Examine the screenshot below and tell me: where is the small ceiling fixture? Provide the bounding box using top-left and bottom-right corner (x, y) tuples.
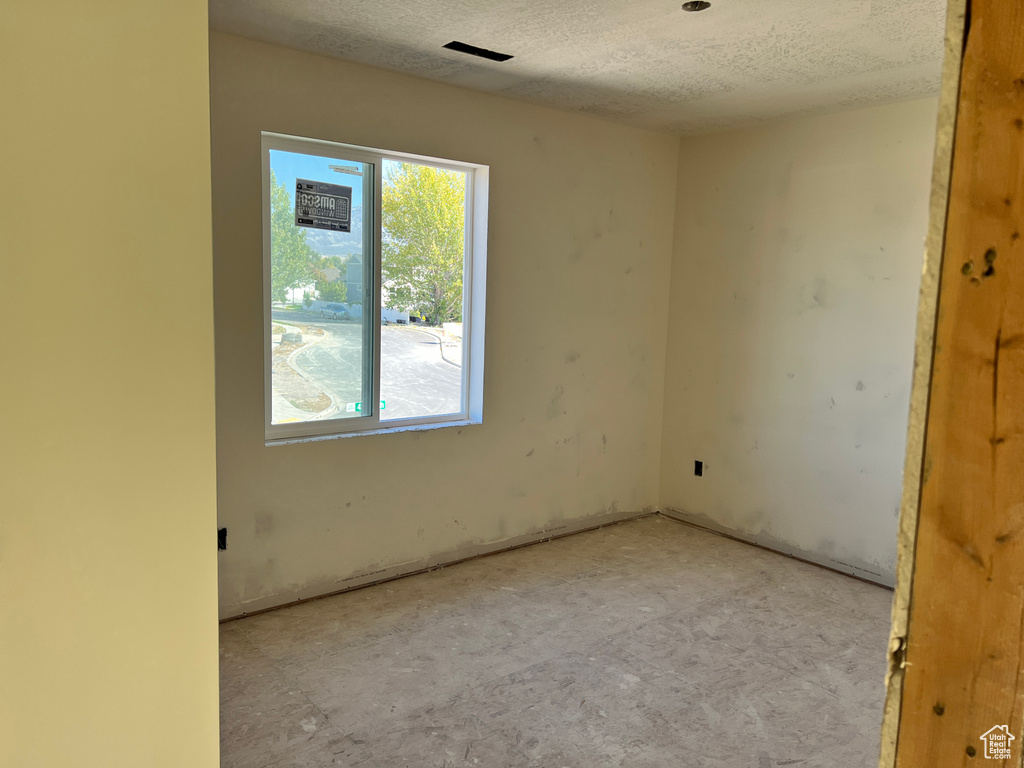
(682, 1), (712, 10)
(443, 41), (514, 62)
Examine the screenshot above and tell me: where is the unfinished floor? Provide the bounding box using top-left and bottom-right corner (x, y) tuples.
(220, 515), (891, 767)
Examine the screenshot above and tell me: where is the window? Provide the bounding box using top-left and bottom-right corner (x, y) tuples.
(261, 133), (487, 442)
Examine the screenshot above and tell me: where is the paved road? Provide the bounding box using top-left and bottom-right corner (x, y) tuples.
(272, 309), (461, 422)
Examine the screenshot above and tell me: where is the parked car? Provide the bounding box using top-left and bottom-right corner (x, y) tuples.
(320, 303), (348, 320)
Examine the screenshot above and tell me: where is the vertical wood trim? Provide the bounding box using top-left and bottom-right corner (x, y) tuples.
(879, 0), (968, 764)
(886, 0), (1024, 765)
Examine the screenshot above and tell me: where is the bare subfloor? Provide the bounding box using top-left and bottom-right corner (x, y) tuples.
(220, 515), (891, 767)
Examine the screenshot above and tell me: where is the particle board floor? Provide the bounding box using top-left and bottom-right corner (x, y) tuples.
(220, 515), (892, 767)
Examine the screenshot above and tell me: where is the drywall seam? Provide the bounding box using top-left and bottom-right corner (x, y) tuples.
(651, 146), (683, 515)
(877, 0), (967, 765)
(660, 507), (894, 587)
(221, 507), (653, 620)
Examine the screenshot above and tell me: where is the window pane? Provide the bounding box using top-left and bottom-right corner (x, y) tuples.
(380, 160), (467, 421)
(268, 149), (371, 425)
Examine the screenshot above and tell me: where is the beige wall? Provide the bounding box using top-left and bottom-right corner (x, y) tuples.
(660, 98), (939, 584)
(0, 2), (219, 766)
(0, 8), (939, 758)
(211, 33), (679, 618)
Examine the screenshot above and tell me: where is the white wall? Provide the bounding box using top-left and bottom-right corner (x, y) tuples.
(0, 1), (219, 765)
(660, 98), (939, 584)
(211, 33), (679, 618)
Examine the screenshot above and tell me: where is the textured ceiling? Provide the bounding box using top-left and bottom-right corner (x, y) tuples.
(209, 0), (947, 134)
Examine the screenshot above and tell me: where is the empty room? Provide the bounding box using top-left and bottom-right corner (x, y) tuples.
(5, 0), (1023, 767)
(211, 0), (936, 764)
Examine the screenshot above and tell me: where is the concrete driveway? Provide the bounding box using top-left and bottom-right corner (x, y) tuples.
(272, 309), (461, 422)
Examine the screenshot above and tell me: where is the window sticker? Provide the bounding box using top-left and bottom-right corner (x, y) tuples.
(294, 178), (352, 232)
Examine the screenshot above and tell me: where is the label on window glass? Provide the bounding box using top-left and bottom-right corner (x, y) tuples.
(295, 179), (352, 232)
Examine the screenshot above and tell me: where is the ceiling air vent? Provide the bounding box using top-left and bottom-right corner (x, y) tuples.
(443, 41), (514, 62)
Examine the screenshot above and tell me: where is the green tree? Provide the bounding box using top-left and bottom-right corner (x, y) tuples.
(381, 163), (465, 324)
(321, 254), (347, 271)
(316, 277), (347, 303)
(270, 170), (318, 303)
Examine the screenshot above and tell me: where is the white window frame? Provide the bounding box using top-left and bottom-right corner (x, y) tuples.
(261, 132), (488, 444)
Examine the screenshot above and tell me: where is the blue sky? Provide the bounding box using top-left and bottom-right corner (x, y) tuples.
(270, 149), (365, 209)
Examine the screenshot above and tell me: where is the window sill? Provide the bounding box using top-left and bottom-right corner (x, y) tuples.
(265, 416), (481, 447)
